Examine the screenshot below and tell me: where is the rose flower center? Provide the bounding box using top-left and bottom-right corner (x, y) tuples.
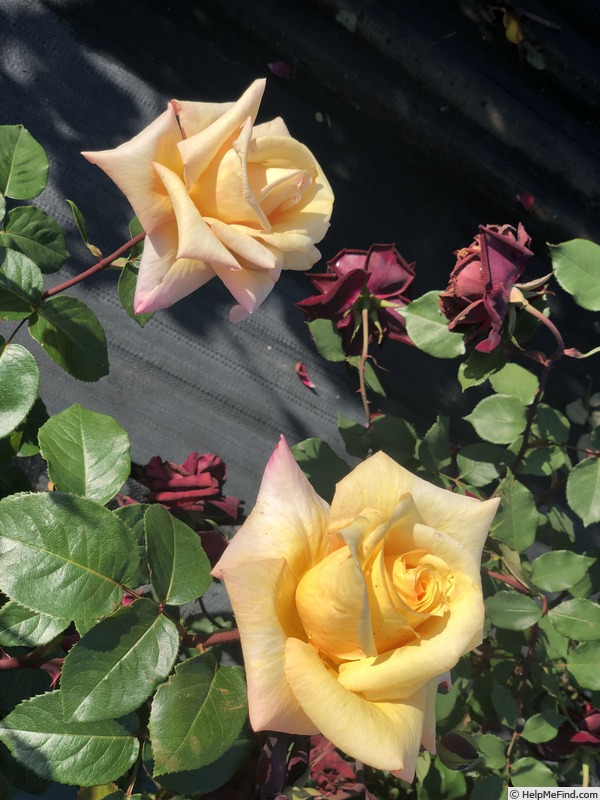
(294, 529), (454, 666)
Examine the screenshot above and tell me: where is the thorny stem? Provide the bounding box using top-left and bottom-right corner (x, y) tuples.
(504, 624), (540, 781)
(358, 307), (371, 428)
(508, 294), (566, 472)
(510, 363), (551, 473)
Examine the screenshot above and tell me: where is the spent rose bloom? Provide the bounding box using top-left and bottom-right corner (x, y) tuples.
(439, 223), (533, 352)
(297, 244), (415, 352)
(212, 437), (499, 779)
(83, 79), (334, 320)
(137, 451), (239, 519)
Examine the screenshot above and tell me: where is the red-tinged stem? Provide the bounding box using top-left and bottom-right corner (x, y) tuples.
(0, 652), (63, 671)
(186, 629), (241, 649)
(0, 656), (24, 670)
(486, 569), (529, 594)
(41, 231), (146, 300)
(358, 307), (371, 428)
(521, 302), (565, 366)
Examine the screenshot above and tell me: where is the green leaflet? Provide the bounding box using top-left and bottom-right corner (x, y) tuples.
(150, 652), (247, 776)
(0, 343), (39, 439)
(61, 599), (180, 722)
(0, 692), (139, 785)
(0, 492), (139, 620)
(38, 404), (131, 505)
(0, 125), (48, 200)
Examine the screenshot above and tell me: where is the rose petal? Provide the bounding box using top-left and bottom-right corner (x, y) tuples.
(82, 103), (183, 234)
(285, 637), (425, 776)
(281, 246), (322, 271)
(337, 570), (484, 700)
(213, 436), (330, 581)
(330, 452), (499, 564)
(172, 98), (236, 139)
(178, 79), (266, 186)
(207, 218), (281, 270)
(134, 222), (215, 313)
(295, 514), (381, 661)
(152, 162), (241, 268)
(252, 117), (291, 138)
(212, 261), (281, 315)
(220, 558), (317, 734)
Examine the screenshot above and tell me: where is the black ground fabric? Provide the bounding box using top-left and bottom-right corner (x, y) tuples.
(1, 0), (599, 506)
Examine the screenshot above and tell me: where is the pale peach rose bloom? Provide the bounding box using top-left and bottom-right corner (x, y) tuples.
(82, 79), (334, 320)
(213, 437), (499, 780)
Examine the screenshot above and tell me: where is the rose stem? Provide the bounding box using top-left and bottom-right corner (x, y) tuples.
(510, 303), (565, 472)
(4, 232), (147, 347)
(185, 629), (241, 650)
(357, 307), (371, 428)
(42, 231), (146, 300)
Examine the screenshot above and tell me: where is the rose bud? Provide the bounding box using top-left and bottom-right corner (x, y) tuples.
(297, 244), (415, 353)
(439, 223), (534, 352)
(212, 437), (499, 779)
(83, 79), (334, 321)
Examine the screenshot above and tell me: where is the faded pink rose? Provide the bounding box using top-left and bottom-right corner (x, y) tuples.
(439, 223), (533, 352)
(83, 79), (333, 320)
(297, 244), (415, 352)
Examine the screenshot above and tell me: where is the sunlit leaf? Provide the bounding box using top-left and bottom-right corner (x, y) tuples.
(28, 296), (108, 381)
(144, 505), (212, 605)
(566, 456), (600, 526)
(521, 710), (566, 743)
(0, 343), (39, 438)
(485, 592), (542, 630)
(491, 472), (540, 552)
(307, 318), (346, 362)
(402, 291), (465, 359)
(457, 348), (506, 390)
(566, 641), (600, 690)
(511, 757), (557, 787)
(530, 550), (595, 592)
(456, 443), (506, 487)
(0, 207), (69, 274)
(150, 652), (247, 775)
(489, 363), (538, 404)
(550, 238), (600, 311)
(0, 492), (139, 620)
(61, 599), (180, 722)
(0, 601), (69, 647)
(418, 415), (451, 473)
(465, 394), (526, 444)
(548, 598), (600, 641)
(0, 247), (44, 320)
(0, 125), (48, 200)
(0, 692), (139, 785)
(38, 404), (130, 504)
